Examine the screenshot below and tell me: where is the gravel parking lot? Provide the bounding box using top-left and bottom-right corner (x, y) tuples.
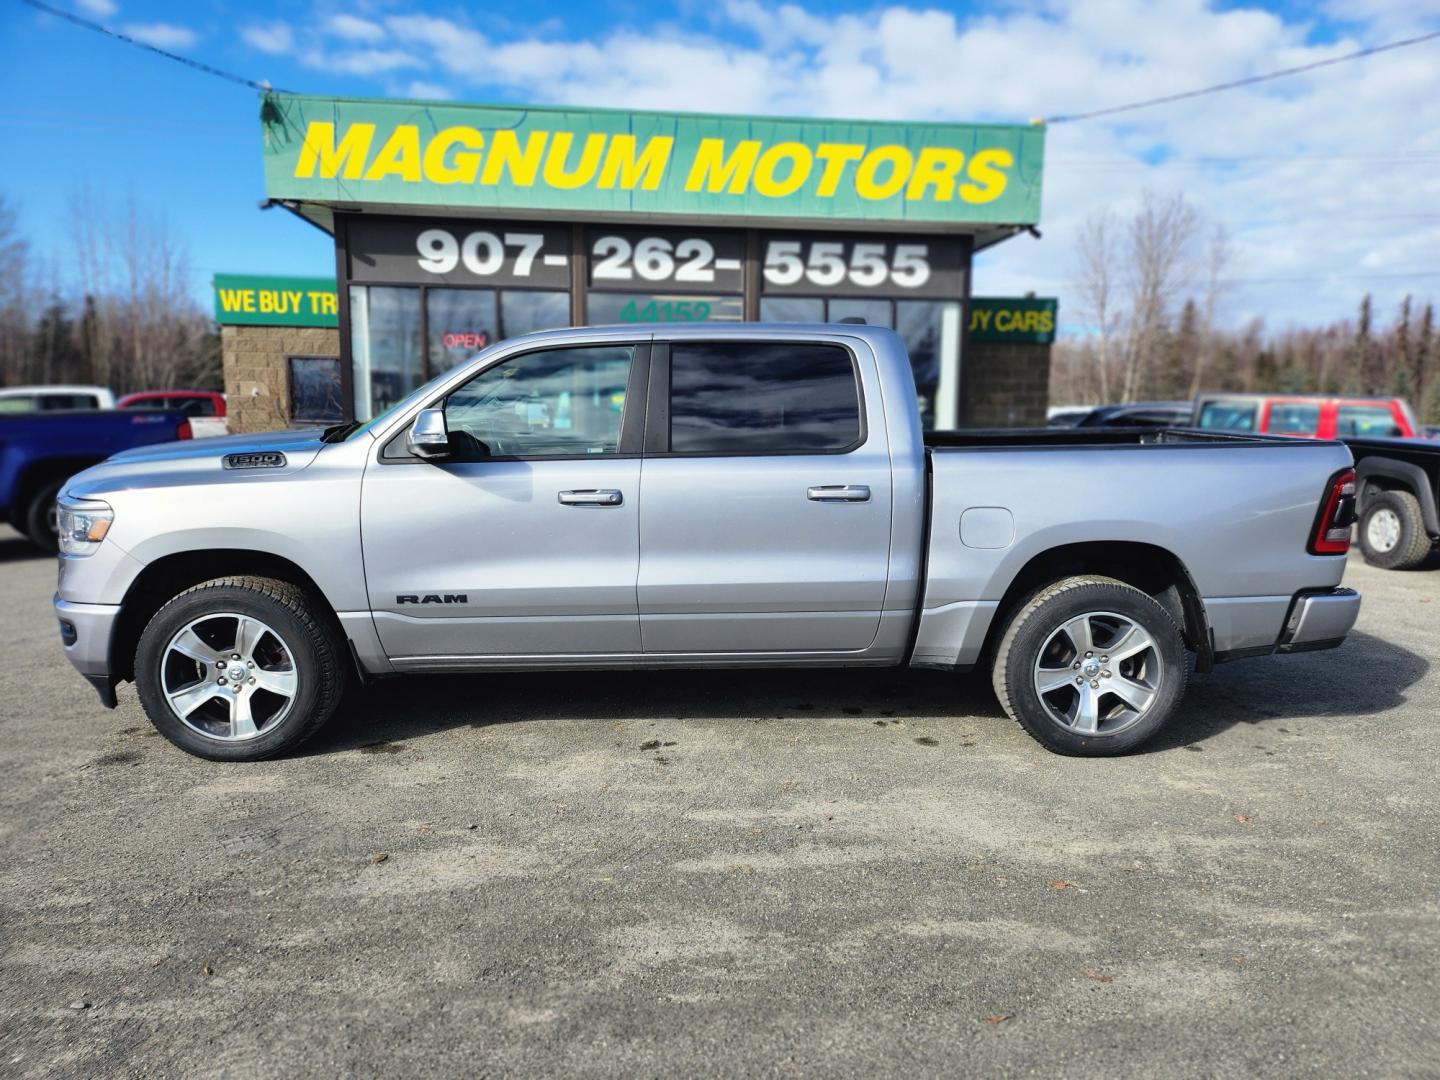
(1, 525), (1437, 1078)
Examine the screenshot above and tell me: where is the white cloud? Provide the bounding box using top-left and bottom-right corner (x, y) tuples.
(403, 81), (453, 100)
(241, 21), (293, 56)
(122, 22), (198, 49)
(326, 14), (385, 43)
(259, 1), (1440, 327)
(75, 0), (118, 16)
(301, 47), (422, 76)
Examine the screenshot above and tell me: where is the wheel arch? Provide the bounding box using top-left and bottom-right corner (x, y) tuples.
(982, 541), (1211, 671)
(1355, 457), (1440, 536)
(110, 550), (342, 683)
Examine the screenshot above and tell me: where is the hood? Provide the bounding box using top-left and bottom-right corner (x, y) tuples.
(65, 428), (330, 501)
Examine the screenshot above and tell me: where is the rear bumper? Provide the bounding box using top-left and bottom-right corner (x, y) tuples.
(1277, 587), (1361, 653)
(54, 594), (121, 708)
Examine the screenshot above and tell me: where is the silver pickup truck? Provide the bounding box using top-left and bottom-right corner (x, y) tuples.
(54, 324), (1361, 760)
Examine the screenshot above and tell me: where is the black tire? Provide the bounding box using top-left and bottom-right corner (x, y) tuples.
(991, 576), (1188, 756)
(23, 480), (64, 553)
(134, 576), (346, 761)
(1358, 490), (1432, 571)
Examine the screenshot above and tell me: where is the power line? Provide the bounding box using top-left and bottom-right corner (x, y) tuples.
(18, 0), (289, 94)
(1044, 28), (1440, 124)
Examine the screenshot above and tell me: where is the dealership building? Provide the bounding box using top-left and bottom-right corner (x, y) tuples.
(220, 92), (1053, 433)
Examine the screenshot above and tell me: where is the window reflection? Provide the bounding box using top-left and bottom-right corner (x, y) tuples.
(501, 290), (571, 337)
(670, 343), (860, 453)
(350, 285), (422, 420)
(427, 288), (498, 374)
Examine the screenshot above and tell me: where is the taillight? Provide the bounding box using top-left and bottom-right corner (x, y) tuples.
(176, 420), (193, 441)
(1309, 468), (1356, 555)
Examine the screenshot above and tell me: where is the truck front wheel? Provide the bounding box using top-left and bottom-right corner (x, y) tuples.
(1358, 490), (1432, 570)
(133, 576), (347, 761)
(991, 576), (1188, 756)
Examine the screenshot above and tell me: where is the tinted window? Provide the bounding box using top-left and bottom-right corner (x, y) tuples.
(444, 345), (632, 459)
(1336, 405), (1399, 437)
(1197, 401), (1257, 431)
(669, 343), (861, 453)
(289, 357), (346, 423)
(1267, 402), (1320, 435)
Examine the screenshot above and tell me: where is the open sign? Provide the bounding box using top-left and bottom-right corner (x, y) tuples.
(442, 331), (490, 350)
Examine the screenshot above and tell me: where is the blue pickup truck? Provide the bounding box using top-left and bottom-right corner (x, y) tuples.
(1, 409), (193, 551)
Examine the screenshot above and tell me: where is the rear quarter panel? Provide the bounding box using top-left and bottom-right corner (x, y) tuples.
(915, 440), (1354, 666)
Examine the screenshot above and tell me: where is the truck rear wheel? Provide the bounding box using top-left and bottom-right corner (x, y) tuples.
(991, 576), (1187, 756)
(1358, 490), (1432, 570)
(133, 576), (346, 761)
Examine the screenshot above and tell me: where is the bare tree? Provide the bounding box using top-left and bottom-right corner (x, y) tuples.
(1190, 222), (1230, 397)
(1120, 191), (1199, 402)
(0, 195), (31, 387)
(1072, 208), (1121, 402)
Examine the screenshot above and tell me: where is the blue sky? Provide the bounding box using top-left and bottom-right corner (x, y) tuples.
(3, 0), (1438, 331)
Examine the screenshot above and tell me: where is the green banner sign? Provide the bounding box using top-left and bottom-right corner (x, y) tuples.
(260, 93), (1044, 228)
(969, 297), (1057, 344)
(214, 274), (338, 327)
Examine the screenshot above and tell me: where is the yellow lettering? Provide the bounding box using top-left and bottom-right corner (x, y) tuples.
(970, 308), (991, 331)
(542, 131), (607, 189)
(1039, 311), (1054, 333)
(960, 148), (1013, 204)
(423, 126), (485, 184)
(995, 310), (1015, 332)
(855, 146), (912, 200)
(363, 125), (422, 182)
(684, 138), (761, 194)
(597, 134), (674, 191)
(479, 130), (547, 187)
(906, 147), (965, 201)
(814, 143), (865, 197)
(294, 121), (375, 180)
(284, 290), (302, 313)
(217, 288), (249, 313)
(752, 142), (813, 198)
(258, 290), (276, 314)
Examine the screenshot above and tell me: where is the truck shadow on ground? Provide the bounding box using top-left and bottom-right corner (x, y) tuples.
(0, 532), (46, 563)
(304, 629), (1426, 757)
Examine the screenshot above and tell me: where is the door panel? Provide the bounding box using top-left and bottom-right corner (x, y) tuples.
(363, 458), (641, 657)
(361, 341), (645, 660)
(637, 339), (892, 654)
(637, 454), (892, 652)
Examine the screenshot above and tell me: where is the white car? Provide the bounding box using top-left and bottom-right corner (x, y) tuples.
(0, 385), (116, 412)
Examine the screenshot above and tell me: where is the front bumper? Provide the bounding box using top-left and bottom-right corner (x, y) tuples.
(1277, 587), (1362, 653)
(54, 594), (121, 708)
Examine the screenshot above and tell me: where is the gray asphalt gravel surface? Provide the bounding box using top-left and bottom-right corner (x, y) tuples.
(1, 524), (1437, 1077)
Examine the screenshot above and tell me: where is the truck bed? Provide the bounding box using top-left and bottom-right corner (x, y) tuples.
(911, 427), (1355, 670)
(924, 426), (1300, 449)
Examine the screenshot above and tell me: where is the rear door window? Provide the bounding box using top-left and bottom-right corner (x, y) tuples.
(1336, 405), (1400, 437)
(668, 342), (861, 453)
(1197, 401), (1257, 432)
(1266, 402), (1320, 435)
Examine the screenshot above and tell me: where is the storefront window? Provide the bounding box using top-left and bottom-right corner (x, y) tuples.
(828, 298), (894, 327)
(587, 292), (742, 325)
(350, 286), (422, 421)
(288, 356), (345, 424)
(759, 297), (824, 323)
(502, 290), (571, 338)
(427, 288), (499, 374)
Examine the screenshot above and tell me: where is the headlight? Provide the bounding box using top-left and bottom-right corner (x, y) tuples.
(57, 499), (114, 557)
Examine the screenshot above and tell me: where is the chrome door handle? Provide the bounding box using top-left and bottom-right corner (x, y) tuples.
(558, 489), (623, 506)
(807, 484), (870, 503)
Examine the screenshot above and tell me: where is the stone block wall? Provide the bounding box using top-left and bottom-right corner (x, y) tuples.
(222, 325), (342, 434)
(959, 341), (1052, 428)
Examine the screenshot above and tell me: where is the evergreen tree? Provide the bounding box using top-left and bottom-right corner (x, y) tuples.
(1392, 295), (1415, 402)
(1415, 302), (1434, 415)
(1344, 295), (1372, 394)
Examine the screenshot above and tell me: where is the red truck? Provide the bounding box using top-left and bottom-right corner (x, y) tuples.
(118, 391), (227, 438)
(1193, 393), (1419, 439)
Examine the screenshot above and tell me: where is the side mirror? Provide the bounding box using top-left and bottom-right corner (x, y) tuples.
(407, 408), (450, 459)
